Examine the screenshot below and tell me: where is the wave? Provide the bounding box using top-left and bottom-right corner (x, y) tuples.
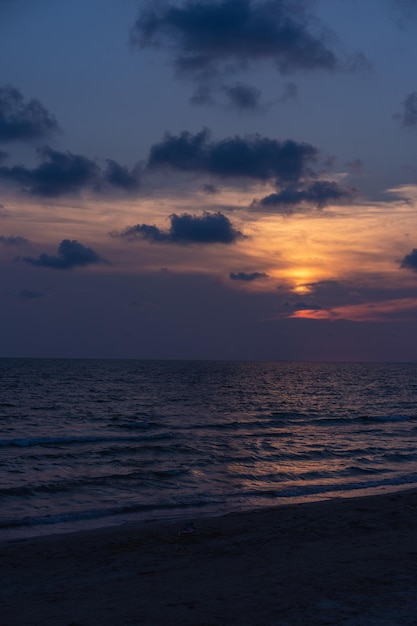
(270, 473), (417, 498)
(315, 414), (415, 426)
(0, 466), (190, 498)
(3, 472), (417, 533)
(178, 413), (417, 433)
(0, 497), (223, 530)
(0, 432), (174, 448)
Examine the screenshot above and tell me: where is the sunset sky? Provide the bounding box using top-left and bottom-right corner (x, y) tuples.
(1, 0), (417, 361)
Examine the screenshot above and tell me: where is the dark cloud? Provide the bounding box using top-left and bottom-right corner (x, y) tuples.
(23, 239), (103, 270)
(0, 150), (8, 163)
(0, 146), (140, 197)
(113, 211), (245, 245)
(0, 84), (59, 143)
(119, 223), (167, 243)
(395, 92), (417, 128)
(132, 0), (340, 82)
(400, 248), (417, 271)
(300, 280), (360, 307)
(103, 159), (140, 191)
(224, 83), (261, 111)
(191, 82), (262, 110)
(230, 271), (268, 281)
(148, 129), (318, 183)
(0, 234), (28, 246)
(0, 146), (99, 196)
(284, 299), (322, 312)
(252, 180), (354, 212)
(281, 280), (350, 316)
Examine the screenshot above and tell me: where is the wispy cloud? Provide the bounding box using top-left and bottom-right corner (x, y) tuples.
(0, 234), (28, 246)
(395, 91), (417, 128)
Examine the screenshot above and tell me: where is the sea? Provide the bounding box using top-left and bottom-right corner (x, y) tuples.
(1, 359), (417, 541)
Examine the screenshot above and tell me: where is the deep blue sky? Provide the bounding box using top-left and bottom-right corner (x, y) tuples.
(1, 0), (417, 360)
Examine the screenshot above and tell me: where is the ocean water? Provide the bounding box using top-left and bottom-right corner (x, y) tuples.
(1, 359), (417, 540)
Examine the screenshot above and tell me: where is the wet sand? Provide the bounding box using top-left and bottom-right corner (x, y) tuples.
(2, 488), (417, 625)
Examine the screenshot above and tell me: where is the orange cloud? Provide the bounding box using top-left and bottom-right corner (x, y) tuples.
(289, 298), (417, 322)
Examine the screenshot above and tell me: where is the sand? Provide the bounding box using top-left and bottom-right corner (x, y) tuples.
(2, 489), (417, 625)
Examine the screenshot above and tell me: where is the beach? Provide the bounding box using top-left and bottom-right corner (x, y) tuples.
(2, 488), (417, 626)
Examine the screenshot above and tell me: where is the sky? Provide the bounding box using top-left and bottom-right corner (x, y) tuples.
(1, 0), (417, 361)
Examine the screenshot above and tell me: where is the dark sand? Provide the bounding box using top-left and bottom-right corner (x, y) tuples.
(2, 489), (417, 625)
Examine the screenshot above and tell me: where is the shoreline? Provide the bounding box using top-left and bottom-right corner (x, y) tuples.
(3, 480), (416, 545)
(2, 487), (417, 625)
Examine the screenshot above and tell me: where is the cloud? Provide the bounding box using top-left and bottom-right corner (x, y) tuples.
(280, 279), (417, 323)
(103, 159), (141, 191)
(395, 92), (417, 127)
(190, 82), (262, 110)
(0, 84), (59, 143)
(251, 180), (354, 212)
(23, 239), (103, 270)
(132, 0), (341, 82)
(400, 248), (417, 271)
(0, 150), (8, 163)
(230, 271), (268, 281)
(0, 146), (99, 196)
(224, 83), (262, 110)
(113, 211), (245, 245)
(0, 146), (140, 197)
(148, 128), (318, 183)
(283, 299), (322, 313)
(290, 297), (417, 322)
(0, 234), (28, 246)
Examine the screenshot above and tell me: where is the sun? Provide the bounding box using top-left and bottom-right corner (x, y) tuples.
(293, 282), (312, 295)
(284, 268), (318, 294)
